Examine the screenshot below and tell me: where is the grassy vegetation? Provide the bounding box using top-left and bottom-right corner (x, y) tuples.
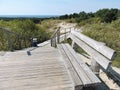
(78, 19), (120, 67)
(39, 19), (62, 30)
(0, 19), (60, 51)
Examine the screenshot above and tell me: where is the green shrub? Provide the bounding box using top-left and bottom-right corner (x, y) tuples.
(0, 19), (52, 51)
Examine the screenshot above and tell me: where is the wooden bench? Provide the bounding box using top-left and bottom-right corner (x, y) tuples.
(68, 32), (112, 71)
(57, 44), (101, 90)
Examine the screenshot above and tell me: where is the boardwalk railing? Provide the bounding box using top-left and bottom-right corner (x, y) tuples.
(0, 28), (32, 51)
(51, 27), (60, 47)
(51, 27), (75, 47)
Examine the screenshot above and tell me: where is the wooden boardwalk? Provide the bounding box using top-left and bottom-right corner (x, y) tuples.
(0, 44), (74, 90)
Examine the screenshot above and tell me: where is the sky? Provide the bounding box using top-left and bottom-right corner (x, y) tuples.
(0, 0), (120, 15)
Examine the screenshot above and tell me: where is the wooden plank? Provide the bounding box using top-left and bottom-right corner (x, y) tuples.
(0, 44), (73, 90)
(57, 44), (83, 87)
(58, 44), (101, 86)
(62, 44), (92, 85)
(65, 44), (101, 84)
(6, 31), (13, 51)
(71, 30), (115, 60)
(68, 34), (111, 70)
(37, 40), (50, 47)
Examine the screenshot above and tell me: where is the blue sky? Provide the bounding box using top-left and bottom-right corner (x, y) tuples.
(0, 0), (120, 15)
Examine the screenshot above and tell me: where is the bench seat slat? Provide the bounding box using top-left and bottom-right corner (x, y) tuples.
(61, 44), (92, 85)
(57, 45), (83, 87)
(65, 44), (101, 84)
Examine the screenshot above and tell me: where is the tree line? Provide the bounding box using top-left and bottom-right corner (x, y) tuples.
(59, 8), (120, 23)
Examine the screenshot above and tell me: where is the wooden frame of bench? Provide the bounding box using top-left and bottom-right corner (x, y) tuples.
(67, 33), (112, 71)
(71, 30), (115, 60)
(57, 44), (101, 90)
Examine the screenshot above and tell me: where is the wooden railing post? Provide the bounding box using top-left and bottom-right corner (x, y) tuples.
(64, 28), (66, 41)
(24, 37), (27, 48)
(51, 27), (60, 47)
(6, 31), (13, 51)
(51, 38), (53, 46)
(18, 35), (22, 49)
(1, 30), (4, 46)
(54, 34), (56, 47)
(57, 29), (60, 43)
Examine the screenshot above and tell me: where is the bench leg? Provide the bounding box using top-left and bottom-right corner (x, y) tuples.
(72, 41), (78, 51)
(91, 58), (100, 75)
(71, 41), (74, 48)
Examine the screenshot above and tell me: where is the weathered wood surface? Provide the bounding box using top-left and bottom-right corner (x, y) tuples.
(57, 44), (101, 87)
(51, 32), (70, 47)
(68, 34), (111, 70)
(71, 30), (115, 60)
(0, 44), (74, 90)
(57, 44), (83, 89)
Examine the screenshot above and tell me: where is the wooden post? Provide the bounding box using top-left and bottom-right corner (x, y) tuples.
(52, 37), (55, 47)
(6, 31), (13, 51)
(18, 36), (21, 49)
(51, 38), (53, 46)
(72, 41), (78, 51)
(71, 41), (75, 48)
(54, 35), (56, 47)
(91, 58), (100, 75)
(74, 43), (78, 51)
(57, 30), (60, 43)
(1, 30), (4, 46)
(24, 37), (27, 48)
(64, 28), (66, 41)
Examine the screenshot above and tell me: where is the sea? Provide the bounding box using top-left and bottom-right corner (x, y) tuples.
(0, 15), (59, 18)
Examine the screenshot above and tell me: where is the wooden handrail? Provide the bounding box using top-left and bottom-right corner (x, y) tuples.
(0, 28), (33, 51)
(51, 27), (60, 38)
(51, 27), (60, 47)
(51, 26), (75, 47)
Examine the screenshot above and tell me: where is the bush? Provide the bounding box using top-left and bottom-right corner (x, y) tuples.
(0, 19), (51, 51)
(77, 17), (102, 27)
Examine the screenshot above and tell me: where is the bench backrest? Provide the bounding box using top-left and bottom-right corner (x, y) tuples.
(67, 32), (112, 70)
(71, 30), (115, 60)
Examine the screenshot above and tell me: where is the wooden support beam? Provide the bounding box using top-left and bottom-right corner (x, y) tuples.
(91, 58), (100, 75)
(6, 31), (13, 51)
(24, 37), (27, 48)
(64, 28), (67, 40)
(18, 35), (21, 49)
(71, 41), (75, 48)
(54, 35), (56, 47)
(51, 38), (53, 46)
(57, 30), (60, 43)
